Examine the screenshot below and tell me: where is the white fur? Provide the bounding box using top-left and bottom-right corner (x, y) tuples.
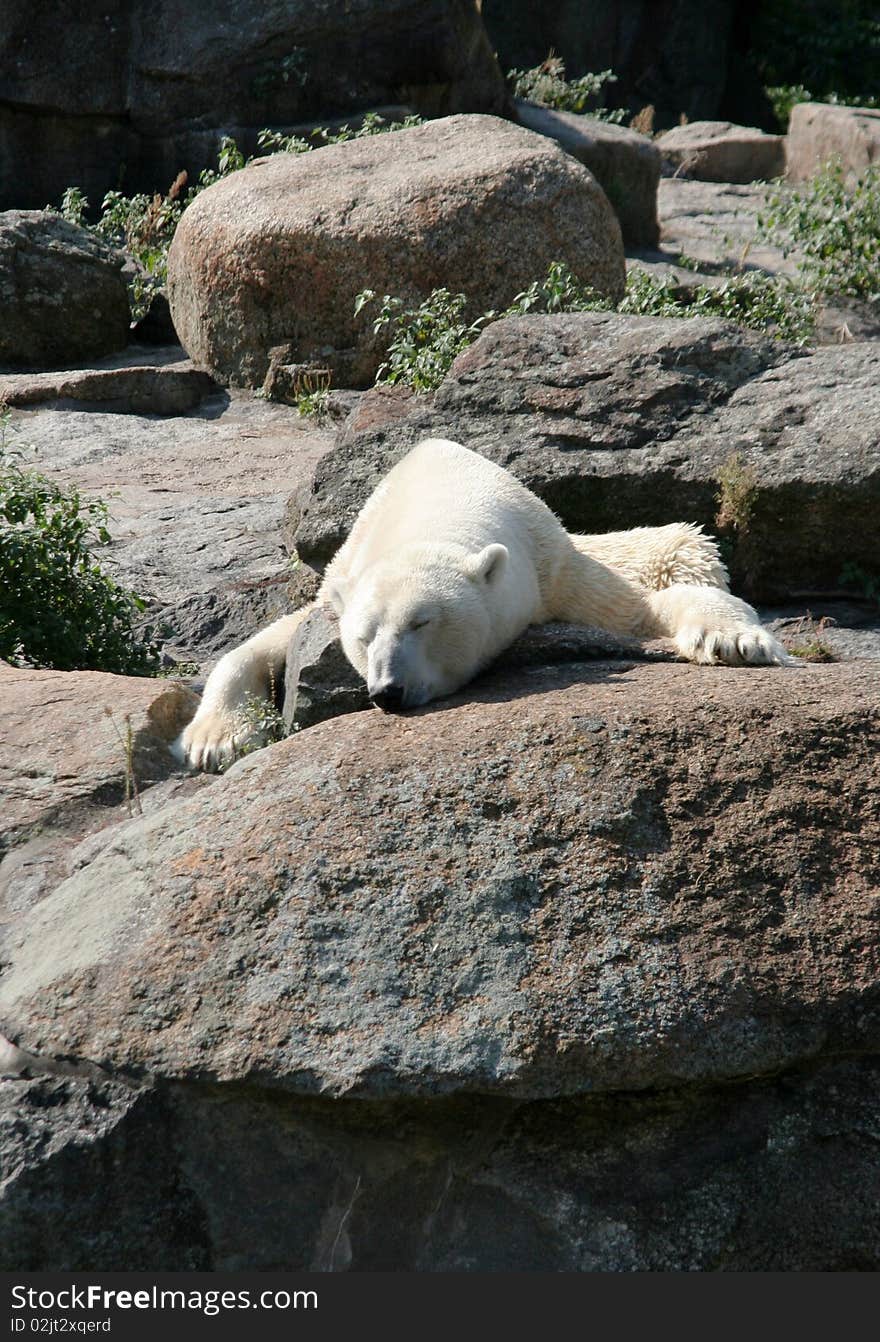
(175, 439), (792, 769)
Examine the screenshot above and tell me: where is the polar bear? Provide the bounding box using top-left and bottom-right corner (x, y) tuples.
(177, 437), (791, 770)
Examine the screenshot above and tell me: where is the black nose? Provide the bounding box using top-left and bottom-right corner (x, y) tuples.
(370, 684), (405, 712)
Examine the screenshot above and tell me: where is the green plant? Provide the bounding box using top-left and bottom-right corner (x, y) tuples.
(293, 368), (332, 419)
(758, 160), (880, 300)
(313, 111), (423, 144)
(57, 186), (89, 227)
(764, 84), (878, 130)
(715, 452), (759, 536)
(781, 614), (836, 662)
(155, 659), (201, 678)
(0, 405), (159, 674)
(356, 260), (817, 395)
(355, 288), (496, 392)
(220, 682), (287, 769)
(509, 54), (627, 122)
(503, 260), (608, 315)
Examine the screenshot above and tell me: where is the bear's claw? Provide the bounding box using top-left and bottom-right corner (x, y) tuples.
(172, 709), (250, 773)
(678, 624), (796, 667)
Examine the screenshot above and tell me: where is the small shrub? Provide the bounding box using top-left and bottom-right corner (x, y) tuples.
(356, 262), (817, 394)
(220, 688), (287, 769)
(715, 452), (759, 536)
(293, 368), (332, 419)
(0, 406), (159, 674)
(782, 614), (837, 662)
(503, 261), (610, 315)
(758, 160), (880, 300)
(509, 54), (627, 122)
(355, 288), (496, 393)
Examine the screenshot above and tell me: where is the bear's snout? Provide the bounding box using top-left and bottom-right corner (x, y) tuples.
(370, 683), (406, 712)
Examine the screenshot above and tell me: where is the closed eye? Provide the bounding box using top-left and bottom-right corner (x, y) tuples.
(409, 617), (431, 631)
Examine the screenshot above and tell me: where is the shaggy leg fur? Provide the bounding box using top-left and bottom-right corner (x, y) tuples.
(571, 522), (730, 592)
(556, 531), (791, 666)
(173, 608), (313, 771)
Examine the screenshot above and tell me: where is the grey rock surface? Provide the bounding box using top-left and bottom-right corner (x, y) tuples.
(283, 606), (369, 731)
(0, 212), (129, 368)
(4, 1059), (880, 1270)
(0, 0), (508, 211)
(167, 115), (625, 388)
(293, 312), (880, 599)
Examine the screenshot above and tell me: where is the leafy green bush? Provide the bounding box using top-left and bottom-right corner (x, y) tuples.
(509, 55), (627, 123)
(0, 408), (159, 673)
(355, 261), (816, 392)
(355, 288), (496, 393)
(758, 160), (880, 299)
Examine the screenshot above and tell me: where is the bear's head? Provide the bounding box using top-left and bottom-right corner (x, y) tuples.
(325, 541), (508, 710)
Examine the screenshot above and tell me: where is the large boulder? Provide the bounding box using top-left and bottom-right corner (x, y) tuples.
(2, 659), (880, 1269)
(0, 0), (508, 211)
(514, 99), (661, 246)
(292, 313), (880, 600)
(2, 660), (878, 1095)
(786, 103), (880, 185)
(0, 212), (130, 369)
(166, 115), (626, 389)
(655, 121), (785, 183)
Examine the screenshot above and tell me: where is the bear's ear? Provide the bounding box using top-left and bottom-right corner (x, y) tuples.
(466, 543), (508, 586)
(322, 575), (349, 616)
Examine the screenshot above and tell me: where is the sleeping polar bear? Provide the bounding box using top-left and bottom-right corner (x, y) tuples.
(177, 438), (791, 770)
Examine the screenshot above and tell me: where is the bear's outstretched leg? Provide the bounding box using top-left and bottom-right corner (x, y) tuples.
(173, 607), (313, 771)
(551, 544), (792, 666)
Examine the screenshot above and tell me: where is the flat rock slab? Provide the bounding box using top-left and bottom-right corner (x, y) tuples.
(2, 660), (877, 1100)
(0, 663), (204, 922)
(8, 386), (337, 665)
(652, 177), (796, 277)
(294, 312), (880, 599)
(0, 353), (217, 414)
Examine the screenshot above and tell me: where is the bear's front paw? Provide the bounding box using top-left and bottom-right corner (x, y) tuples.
(172, 707), (252, 773)
(678, 624), (796, 667)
